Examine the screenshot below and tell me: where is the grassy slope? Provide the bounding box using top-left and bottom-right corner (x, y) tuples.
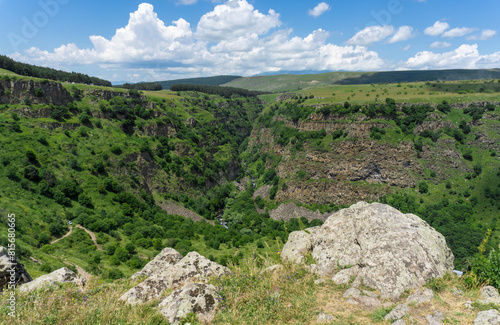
(2, 254), (497, 324)
(225, 69), (500, 93)
(0, 69), (499, 287)
(223, 72), (368, 92)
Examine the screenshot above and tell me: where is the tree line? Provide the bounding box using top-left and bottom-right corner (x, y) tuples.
(121, 82), (162, 91)
(170, 83), (267, 98)
(0, 55), (111, 86)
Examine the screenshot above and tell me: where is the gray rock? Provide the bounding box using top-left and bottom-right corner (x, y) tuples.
(332, 266), (359, 285)
(18, 267), (79, 293)
(343, 288), (361, 299)
(426, 311), (444, 325)
(385, 304), (410, 321)
(464, 300), (474, 310)
(120, 252), (229, 305)
(480, 286), (500, 299)
(343, 287), (380, 308)
(282, 202), (454, 299)
(0, 246), (32, 291)
(479, 286), (500, 305)
(314, 278), (326, 285)
(131, 247), (183, 280)
(317, 312), (336, 323)
(473, 309), (500, 325)
(406, 288), (434, 305)
(157, 283), (219, 325)
(281, 230), (314, 264)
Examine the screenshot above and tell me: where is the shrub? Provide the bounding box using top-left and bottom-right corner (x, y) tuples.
(418, 181), (429, 194)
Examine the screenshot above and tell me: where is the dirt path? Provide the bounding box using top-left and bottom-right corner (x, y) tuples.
(50, 224), (103, 251)
(50, 226), (73, 244)
(63, 259), (92, 282)
(76, 225), (103, 251)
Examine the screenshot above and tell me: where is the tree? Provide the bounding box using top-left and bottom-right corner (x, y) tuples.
(418, 181), (429, 194)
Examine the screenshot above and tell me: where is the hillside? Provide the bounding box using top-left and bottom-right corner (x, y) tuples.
(0, 67), (499, 291)
(156, 75), (241, 90)
(223, 69), (500, 92)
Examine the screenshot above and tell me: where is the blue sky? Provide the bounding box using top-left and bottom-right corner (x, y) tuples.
(0, 0), (499, 83)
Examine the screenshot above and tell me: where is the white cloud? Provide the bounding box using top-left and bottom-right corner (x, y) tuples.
(10, 1), (387, 81)
(387, 26), (415, 43)
(196, 0), (281, 41)
(430, 41), (451, 49)
(467, 29), (497, 41)
(401, 44), (500, 70)
(442, 27), (475, 38)
(402, 45), (411, 51)
(347, 25), (394, 46)
(424, 21), (449, 36)
(308, 2), (331, 17)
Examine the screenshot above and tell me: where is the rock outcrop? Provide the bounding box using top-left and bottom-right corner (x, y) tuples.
(281, 202), (454, 299)
(0, 246), (32, 291)
(120, 251), (229, 305)
(121, 248), (229, 323)
(18, 267), (81, 293)
(131, 247), (183, 280)
(473, 309), (500, 325)
(0, 79), (73, 106)
(157, 283), (219, 325)
(269, 202), (330, 222)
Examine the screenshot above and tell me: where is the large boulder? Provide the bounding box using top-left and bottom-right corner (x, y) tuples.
(157, 282), (219, 325)
(131, 247), (182, 280)
(120, 251), (229, 305)
(0, 246), (32, 291)
(18, 267), (80, 293)
(281, 202), (454, 299)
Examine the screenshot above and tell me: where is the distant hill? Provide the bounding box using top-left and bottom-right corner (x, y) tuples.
(335, 69), (500, 85)
(157, 75), (241, 89)
(0, 55), (111, 87)
(223, 69), (500, 92)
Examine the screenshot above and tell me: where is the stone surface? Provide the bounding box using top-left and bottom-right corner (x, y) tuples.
(157, 282), (219, 325)
(131, 247), (183, 280)
(0, 246), (32, 291)
(426, 311), (444, 325)
(120, 251), (229, 305)
(317, 312), (336, 323)
(385, 304), (410, 321)
(18, 267), (79, 293)
(269, 202), (330, 222)
(406, 288), (434, 305)
(473, 309), (500, 325)
(479, 286), (500, 305)
(342, 287), (380, 308)
(282, 202), (454, 299)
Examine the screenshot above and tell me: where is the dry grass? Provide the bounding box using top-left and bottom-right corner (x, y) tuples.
(1, 260), (499, 324)
(0, 277), (167, 325)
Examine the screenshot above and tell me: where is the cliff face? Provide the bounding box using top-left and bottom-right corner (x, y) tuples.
(0, 79), (73, 106)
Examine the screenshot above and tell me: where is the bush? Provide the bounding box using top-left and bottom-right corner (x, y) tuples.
(110, 145), (122, 155)
(78, 194), (93, 208)
(418, 181), (429, 194)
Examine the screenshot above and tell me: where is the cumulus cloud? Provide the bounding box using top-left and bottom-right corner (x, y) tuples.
(401, 44), (500, 70)
(430, 41), (451, 49)
(347, 25), (394, 46)
(11, 1), (387, 80)
(467, 29), (497, 41)
(424, 21), (449, 36)
(308, 2), (331, 17)
(442, 27), (475, 38)
(387, 26), (415, 43)
(196, 0), (281, 41)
